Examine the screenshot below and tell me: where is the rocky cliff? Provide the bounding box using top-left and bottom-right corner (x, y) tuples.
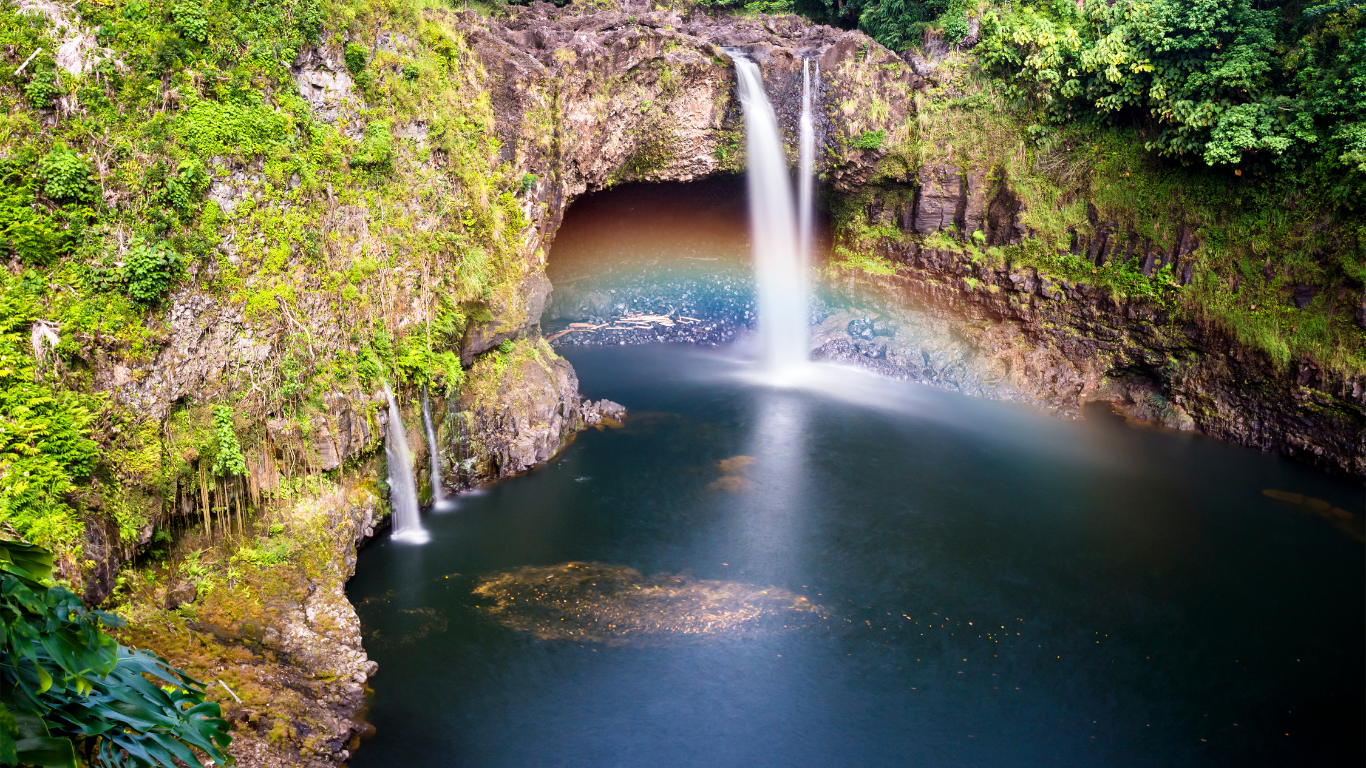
(4, 1), (1362, 765)
(819, 245), (1364, 477)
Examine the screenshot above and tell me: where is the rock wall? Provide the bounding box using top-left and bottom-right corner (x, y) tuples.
(825, 245), (1365, 478)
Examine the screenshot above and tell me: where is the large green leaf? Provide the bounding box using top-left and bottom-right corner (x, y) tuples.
(0, 542), (52, 581)
(0, 730), (17, 766)
(12, 737), (76, 768)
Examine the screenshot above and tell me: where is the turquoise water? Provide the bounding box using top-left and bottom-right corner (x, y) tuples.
(349, 344), (1364, 768)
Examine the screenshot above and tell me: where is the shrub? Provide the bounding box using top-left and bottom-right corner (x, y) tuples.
(211, 406), (246, 477)
(852, 130), (885, 150)
(349, 121), (393, 173)
(23, 65), (59, 110)
(172, 1), (209, 42)
(0, 278), (97, 552)
(0, 180), (73, 266)
(344, 42), (368, 74)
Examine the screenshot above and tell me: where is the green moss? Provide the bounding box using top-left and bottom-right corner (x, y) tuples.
(826, 246), (898, 277)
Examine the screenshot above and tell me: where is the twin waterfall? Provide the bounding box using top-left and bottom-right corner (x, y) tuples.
(729, 52), (818, 376)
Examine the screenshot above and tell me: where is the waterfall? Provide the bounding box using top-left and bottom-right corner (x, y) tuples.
(421, 386), (453, 511)
(384, 383), (429, 544)
(798, 59), (815, 269)
(729, 52), (810, 374)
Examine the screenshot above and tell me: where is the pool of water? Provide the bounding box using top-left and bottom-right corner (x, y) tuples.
(349, 345), (1364, 768)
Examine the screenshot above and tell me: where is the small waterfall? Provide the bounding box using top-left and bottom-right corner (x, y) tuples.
(729, 52), (810, 374)
(798, 59), (815, 268)
(421, 386), (453, 512)
(384, 383), (429, 544)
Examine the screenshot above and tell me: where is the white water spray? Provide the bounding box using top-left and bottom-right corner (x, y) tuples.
(421, 386), (453, 512)
(729, 52), (810, 374)
(798, 58), (816, 268)
(384, 383), (429, 544)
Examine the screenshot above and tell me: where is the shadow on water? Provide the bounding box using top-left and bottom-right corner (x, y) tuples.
(350, 344), (1364, 768)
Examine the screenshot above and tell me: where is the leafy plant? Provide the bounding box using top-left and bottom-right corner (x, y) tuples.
(343, 43), (368, 75)
(278, 353), (306, 401)
(123, 240), (182, 304)
(0, 162), (74, 266)
(0, 539), (232, 767)
(171, 1), (208, 42)
(0, 275), (97, 552)
(349, 121), (393, 174)
(37, 149), (96, 206)
(23, 65), (59, 111)
(852, 129), (886, 150)
(210, 407), (245, 477)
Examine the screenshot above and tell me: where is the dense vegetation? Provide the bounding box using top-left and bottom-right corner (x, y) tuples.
(978, 0), (1365, 200)
(794, 0), (1364, 195)
(0, 0), (521, 561)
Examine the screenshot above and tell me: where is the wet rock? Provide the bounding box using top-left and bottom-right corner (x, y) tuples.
(914, 163), (962, 235)
(581, 398), (626, 425)
(292, 42), (357, 125)
(847, 317), (876, 339)
(458, 344), (583, 481)
(165, 580), (198, 610)
(595, 399), (627, 420)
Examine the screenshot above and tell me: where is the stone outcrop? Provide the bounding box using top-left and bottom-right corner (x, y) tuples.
(913, 163), (963, 235)
(122, 488), (383, 768)
(454, 343), (585, 482)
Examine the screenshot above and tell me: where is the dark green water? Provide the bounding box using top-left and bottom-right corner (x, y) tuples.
(349, 345), (1363, 768)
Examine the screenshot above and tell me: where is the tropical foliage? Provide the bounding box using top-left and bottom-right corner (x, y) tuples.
(977, 0), (1365, 198)
(0, 539), (232, 767)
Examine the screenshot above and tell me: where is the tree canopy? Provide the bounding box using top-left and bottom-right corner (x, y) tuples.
(976, 1), (1364, 197)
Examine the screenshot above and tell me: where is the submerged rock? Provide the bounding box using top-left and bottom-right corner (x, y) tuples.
(473, 562), (825, 643)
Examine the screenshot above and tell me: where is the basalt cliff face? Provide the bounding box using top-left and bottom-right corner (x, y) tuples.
(818, 248), (1364, 478)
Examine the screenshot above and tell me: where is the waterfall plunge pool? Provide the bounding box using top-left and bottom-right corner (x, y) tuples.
(349, 342), (1363, 767)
